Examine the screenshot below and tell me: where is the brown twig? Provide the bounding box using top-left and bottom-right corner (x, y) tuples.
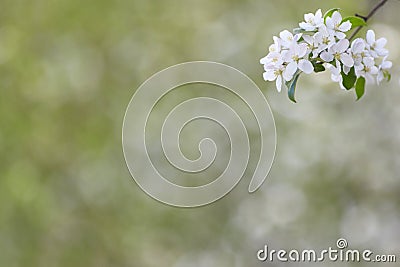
(349, 0), (389, 41)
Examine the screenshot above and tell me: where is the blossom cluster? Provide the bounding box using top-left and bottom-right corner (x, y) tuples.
(260, 9), (392, 101)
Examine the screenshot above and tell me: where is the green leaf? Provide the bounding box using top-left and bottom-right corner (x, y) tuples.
(342, 16), (367, 29)
(355, 76), (366, 100)
(324, 8), (340, 22)
(341, 67), (357, 90)
(287, 73), (301, 103)
(312, 62), (326, 73)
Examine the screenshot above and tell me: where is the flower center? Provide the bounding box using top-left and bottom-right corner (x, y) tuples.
(274, 69), (283, 76)
(292, 55), (300, 62)
(322, 37), (330, 45)
(334, 53), (341, 60)
(334, 23), (340, 30)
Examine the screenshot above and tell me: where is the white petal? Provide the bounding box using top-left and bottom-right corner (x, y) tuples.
(328, 64), (340, 76)
(298, 59), (314, 74)
(363, 57), (375, 67)
(325, 17), (334, 29)
(370, 66), (379, 75)
(332, 11), (342, 24)
(341, 53), (354, 67)
(336, 39), (350, 53)
(339, 21), (352, 32)
(343, 65), (351, 75)
(319, 24), (329, 34)
(293, 33), (302, 42)
(335, 32), (346, 40)
(302, 34), (313, 45)
(315, 9), (322, 20)
(351, 38), (365, 53)
(355, 64), (364, 72)
(276, 76), (282, 92)
(299, 22), (310, 30)
(321, 51), (334, 62)
(304, 13), (313, 22)
(263, 70), (276, 81)
(381, 60), (392, 69)
(366, 30), (375, 45)
(375, 38), (387, 48)
(273, 36), (282, 50)
(377, 49), (389, 57)
(369, 50), (378, 58)
(297, 43), (308, 57)
(281, 50), (292, 62)
(279, 30), (293, 41)
(283, 62), (297, 81)
(377, 71), (384, 84)
(260, 56), (268, 64)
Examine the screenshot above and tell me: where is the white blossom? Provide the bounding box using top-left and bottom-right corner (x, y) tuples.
(348, 38), (367, 66)
(377, 56), (392, 84)
(320, 39), (354, 68)
(282, 43), (313, 74)
(279, 30), (301, 48)
(269, 36), (282, 53)
(313, 25), (336, 54)
(366, 30), (388, 58)
(259, 9), (392, 96)
(263, 63), (297, 92)
(325, 11), (352, 39)
(355, 57), (379, 84)
(328, 64), (346, 90)
(299, 9), (324, 31)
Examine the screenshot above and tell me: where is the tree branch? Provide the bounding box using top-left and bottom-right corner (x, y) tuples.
(349, 0), (389, 41)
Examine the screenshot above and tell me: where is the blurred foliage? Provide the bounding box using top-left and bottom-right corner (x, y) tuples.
(1, 0), (400, 266)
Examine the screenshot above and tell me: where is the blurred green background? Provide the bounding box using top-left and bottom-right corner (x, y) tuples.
(1, 0), (399, 266)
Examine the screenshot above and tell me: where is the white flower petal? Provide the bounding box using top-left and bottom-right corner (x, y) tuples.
(377, 72), (384, 84)
(326, 17), (334, 29)
(370, 66), (379, 75)
(341, 53), (354, 67)
(297, 43), (308, 57)
(332, 11), (342, 25)
(351, 38), (365, 53)
(299, 22), (309, 30)
(315, 9), (322, 20)
(321, 51), (334, 62)
(339, 21), (352, 32)
(366, 30), (375, 45)
(375, 37), (387, 48)
(283, 62), (297, 81)
(298, 59), (314, 74)
(381, 60), (392, 69)
(279, 30), (293, 42)
(335, 32), (346, 40)
(260, 56), (268, 64)
(363, 57), (375, 67)
(281, 50), (292, 62)
(336, 39), (350, 53)
(377, 49), (389, 57)
(302, 34), (313, 44)
(263, 69), (276, 81)
(343, 65), (351, 75)
(276, 75), (283, 92)
(304, 13), (313, 22)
